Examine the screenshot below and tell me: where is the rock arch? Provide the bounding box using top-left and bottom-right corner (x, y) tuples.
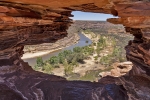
(0, 0), (150, 99)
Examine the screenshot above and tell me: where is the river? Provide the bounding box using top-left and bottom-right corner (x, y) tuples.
(23, 33), (92, 66)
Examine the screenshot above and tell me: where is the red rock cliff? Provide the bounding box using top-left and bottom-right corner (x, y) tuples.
(0, 0), (150, 100)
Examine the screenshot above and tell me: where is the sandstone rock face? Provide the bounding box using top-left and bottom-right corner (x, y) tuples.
(99, 62), (133, 77)
(0, 0), (150, 100)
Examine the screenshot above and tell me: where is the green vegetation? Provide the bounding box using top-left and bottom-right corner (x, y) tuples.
(42, 63), (53, 74)
(36, 57), (44, 67)
(34, 46), (94, 75)
(96, 36), (107, 56)
(63, 59), (74, 76)
(98, 37), (125, 67)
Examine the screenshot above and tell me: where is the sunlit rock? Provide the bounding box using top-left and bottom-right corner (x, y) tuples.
(0, 0), (150, 99)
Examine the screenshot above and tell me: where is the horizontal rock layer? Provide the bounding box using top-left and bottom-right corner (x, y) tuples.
(0, 0), (150, 100)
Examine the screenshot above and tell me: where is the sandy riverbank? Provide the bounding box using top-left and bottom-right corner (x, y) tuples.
(22, 48), (63, 59)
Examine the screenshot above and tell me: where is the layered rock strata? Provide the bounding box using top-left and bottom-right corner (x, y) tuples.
(0, 0), (150, 100)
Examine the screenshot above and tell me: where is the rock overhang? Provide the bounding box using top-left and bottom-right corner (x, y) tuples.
(0, 0), (150, 100)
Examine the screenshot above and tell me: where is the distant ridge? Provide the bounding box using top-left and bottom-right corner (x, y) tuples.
(74, 20), (106, 22)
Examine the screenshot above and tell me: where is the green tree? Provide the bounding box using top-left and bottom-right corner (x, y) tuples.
(73, 47), (82, 53)
(63, 59), (73, 76)
(49, 56), (59, 65)
(36, 57), (44, 67)
(63, 50), (72, 57)
(76, 53), (85, 63)
(66, 53), (84, 64)
(97, 36), (107, 49)
(42, 63), (53, 74)
(66, 53), (75, 64)
(58, 52), (65, 64)
(83, 46), (94, 55)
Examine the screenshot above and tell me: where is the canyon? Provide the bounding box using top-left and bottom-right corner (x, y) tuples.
(0, 0), (150, 100)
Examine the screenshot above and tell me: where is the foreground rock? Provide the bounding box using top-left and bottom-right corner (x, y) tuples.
(0, 62), (127, 100)
(0, 0), (150, 100)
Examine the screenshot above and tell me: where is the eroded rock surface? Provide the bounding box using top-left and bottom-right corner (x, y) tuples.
(0, 0), (150, 100)
(99, 62), (133, 77)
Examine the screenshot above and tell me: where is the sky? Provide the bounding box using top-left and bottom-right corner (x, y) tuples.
(71, 11), (117, 21)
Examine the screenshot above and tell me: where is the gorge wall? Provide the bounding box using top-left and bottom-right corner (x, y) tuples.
(0, 0), (150, 100)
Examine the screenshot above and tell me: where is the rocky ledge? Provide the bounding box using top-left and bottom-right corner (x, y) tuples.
(0, 0), (150, 100)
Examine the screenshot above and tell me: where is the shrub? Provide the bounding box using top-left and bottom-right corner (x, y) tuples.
(36, 57), (44, 67)
(49, 56), (59, 65)
(42, 63), (53, 73)
(63, 59), (74, 76)
(73, 47), (82, 53)
(58, 52), (65, 64)
(63, 50), (72, 57)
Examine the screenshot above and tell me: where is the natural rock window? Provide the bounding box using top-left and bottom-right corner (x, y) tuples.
(22, 12), (133, 81)
(0, 0), (150, 100)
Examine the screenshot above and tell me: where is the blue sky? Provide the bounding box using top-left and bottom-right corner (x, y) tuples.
(71, 11), (117, 21)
